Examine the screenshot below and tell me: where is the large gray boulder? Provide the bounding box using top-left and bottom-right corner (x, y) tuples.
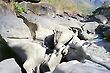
(64, 36), (110, 70)
(82, 43), (110, 62)
(22, 13), (82, 30)
(53, 60), (110, 73)
(0, 34), (26, 73)
(0, 58), (22, 73)
(0, 1), (31, 40)
(0, 15), (31, 40)
(7, 39), (46, 73)
(0, 15), (31, 39)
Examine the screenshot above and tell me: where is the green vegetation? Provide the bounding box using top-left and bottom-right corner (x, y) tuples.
(14, 2), (27, 15)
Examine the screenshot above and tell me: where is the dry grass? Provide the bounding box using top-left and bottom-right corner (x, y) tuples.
(41, 0), (94, 15)
(0, 0), (94, 15)
(41, 0), (79, 14)
(0, 0), (15, 12)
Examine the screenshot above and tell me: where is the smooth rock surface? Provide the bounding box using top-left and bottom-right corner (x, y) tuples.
(53, 60), (110, 73)
(0, 15), (31, 40)
(22, 13), (82, 30)
(0, 58), (22, 73)
(0, 1), (31, 40)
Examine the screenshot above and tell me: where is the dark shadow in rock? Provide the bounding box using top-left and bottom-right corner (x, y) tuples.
(82, 16), (101, 23)
(70, 27), (86, 40)
(0, 35), (27, 73)
(9, 46), (28, 73)
(39, 63), (50, 73)
(60, 44), (87, 63)
(81, 14), (108, 25)
(44, 34), (55, 50)
(95, 25), (110, 37)
(95, 24), (110, 52)
(44, 34), (55, 54)
(11, 46), (27, 61)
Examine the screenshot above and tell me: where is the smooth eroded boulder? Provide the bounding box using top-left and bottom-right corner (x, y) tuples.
(0, 1), (31, 40)
(0, 58), (22, 73)
(53, 60), (110, 73)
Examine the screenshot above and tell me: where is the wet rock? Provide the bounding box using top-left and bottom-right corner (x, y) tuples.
(0, 58), (22, 73)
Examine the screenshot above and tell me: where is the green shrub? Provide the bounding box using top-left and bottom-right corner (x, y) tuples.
(14, 2), (27, 15)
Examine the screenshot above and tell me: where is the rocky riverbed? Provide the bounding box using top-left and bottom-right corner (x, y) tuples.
(0, 0), (110, 73)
